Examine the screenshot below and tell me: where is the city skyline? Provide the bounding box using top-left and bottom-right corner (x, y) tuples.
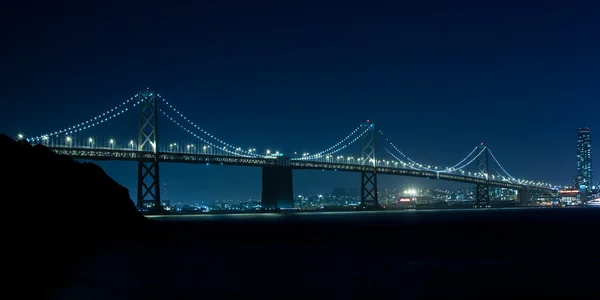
(1, 1), (599, 203)
(576, 127), (593, 193)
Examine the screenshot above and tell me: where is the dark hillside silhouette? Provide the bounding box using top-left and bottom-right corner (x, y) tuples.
(0, 133), (147, 294)
(2, 133), (599, 299)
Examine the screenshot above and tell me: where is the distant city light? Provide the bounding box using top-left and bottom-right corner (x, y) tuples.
(404, 189), (418, 196)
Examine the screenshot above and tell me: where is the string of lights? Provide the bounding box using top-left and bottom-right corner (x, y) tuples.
(379, 130), (490, 173)
(446, 146), (479, 170)
(20, 90), (559, 189)
(160, 108), (260, 158)
(294, 124), (370, 161)
(449, 147), (487, 172)
(487, 148), (517, 181)
(382, 148), (422, 170)
(27, 94), (141, 142)
(383, 145), (488, 181)
(379, 131), (447, 172)
(491, 168), (512, 182)
(157, 94), (258, 157)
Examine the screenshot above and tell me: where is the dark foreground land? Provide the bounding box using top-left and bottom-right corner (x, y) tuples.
(2, 134), (599, 299)
(54, 208), (600, 299)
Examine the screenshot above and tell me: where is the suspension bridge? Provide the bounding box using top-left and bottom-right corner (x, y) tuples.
(21, 89), (558, 210)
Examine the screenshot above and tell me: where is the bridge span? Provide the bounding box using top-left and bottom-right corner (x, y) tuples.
(21, 89), (558, 211)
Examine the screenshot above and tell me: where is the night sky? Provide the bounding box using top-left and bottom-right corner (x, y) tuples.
(1, 0), (598, 203)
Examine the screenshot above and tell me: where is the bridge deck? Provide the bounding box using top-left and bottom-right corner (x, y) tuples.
(50, 147), (553, 192)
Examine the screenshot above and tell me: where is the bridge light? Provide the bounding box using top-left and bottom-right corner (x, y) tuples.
(109, 139), (114, 144)
(89, 138), (93, 143)
(66, 136), (71, 142)
(17, 133), (24, 140)
(130, 140), (134, 145)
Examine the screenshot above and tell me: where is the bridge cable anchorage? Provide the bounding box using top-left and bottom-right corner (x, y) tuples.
(28, 93), (144, 142)
(160, 109), (257, 158)
(156, 94), (260, 157)
(293, 124), (371, 161)
(379, 130), (480, 173)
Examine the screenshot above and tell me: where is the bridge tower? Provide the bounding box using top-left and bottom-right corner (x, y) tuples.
(475, 143), (490, 207)
(359, 120), (380, 209)
(136, 89), (162, 211)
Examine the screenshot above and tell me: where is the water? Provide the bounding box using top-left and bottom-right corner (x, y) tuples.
(52, 208), (600, 299)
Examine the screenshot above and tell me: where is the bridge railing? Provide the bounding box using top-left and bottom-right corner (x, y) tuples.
(292, 156), (556, 190)
(44, 144), (556, 191)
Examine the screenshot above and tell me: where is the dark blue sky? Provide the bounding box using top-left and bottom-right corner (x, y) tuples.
(1, 0), (598, 203)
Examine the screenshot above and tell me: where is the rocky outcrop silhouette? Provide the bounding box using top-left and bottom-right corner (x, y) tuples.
(0, 133), (147, 293)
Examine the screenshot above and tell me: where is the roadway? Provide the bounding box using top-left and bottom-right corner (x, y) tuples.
(50, 147), (555, 192)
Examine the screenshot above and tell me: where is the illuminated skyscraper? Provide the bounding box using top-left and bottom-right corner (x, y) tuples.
(576, 128), (592, 195)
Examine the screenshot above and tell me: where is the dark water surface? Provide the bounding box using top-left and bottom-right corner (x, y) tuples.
(53, 208), (600, 299)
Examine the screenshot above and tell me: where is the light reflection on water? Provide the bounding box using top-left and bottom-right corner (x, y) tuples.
(54, 207), (599, 299)
(146, 207), (576, 223)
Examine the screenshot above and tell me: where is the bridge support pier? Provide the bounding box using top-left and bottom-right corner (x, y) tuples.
(261, 157), (294, 210)
(137, 161), (161, 208)
(517, 188), (531, 205)
(360, 171), (379, 209)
